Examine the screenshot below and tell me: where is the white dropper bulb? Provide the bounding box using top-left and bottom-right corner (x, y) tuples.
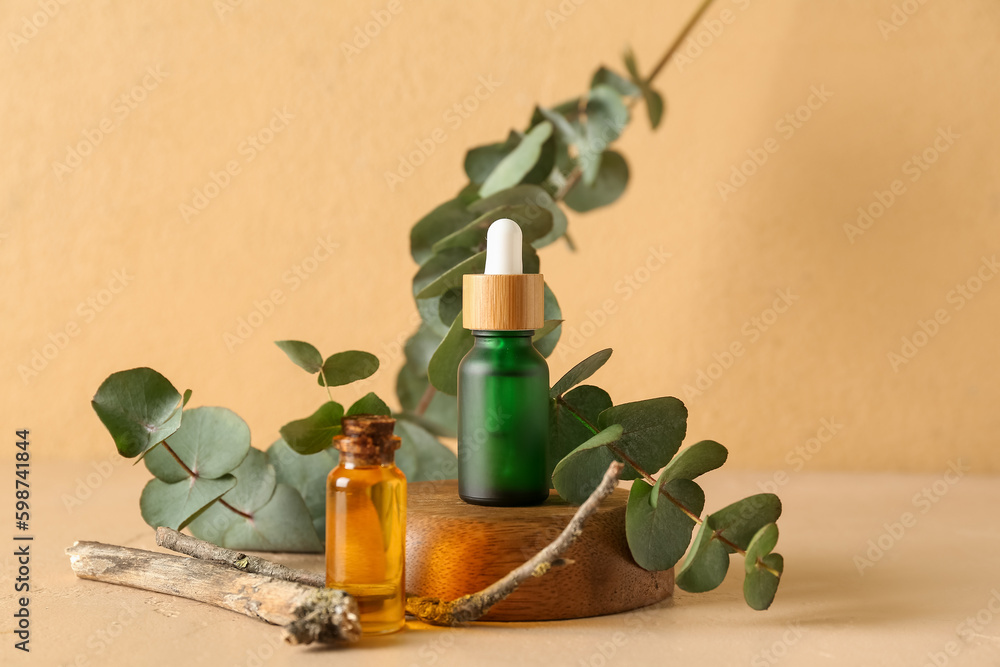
(484, 218), (523, 275)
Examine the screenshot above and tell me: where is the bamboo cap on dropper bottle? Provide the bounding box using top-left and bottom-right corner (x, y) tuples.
(462, 218), (545, 331)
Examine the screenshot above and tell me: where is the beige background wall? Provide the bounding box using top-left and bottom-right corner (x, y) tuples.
(3, 0), (997, 471)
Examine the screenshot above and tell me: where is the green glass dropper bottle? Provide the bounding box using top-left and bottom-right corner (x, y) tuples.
(457, 218), (549, 506)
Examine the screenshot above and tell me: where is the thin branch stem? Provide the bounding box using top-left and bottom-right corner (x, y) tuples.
(644, 0), (717, 88)
(759, 559), (781, 578)
(554, 167), (583, 202)
(161, 442), (196, 477)
(319, 369), (335, 405)
(218, 499), (254, 520)
(556, 395), (599, 434)
(415, 383), (436, 417)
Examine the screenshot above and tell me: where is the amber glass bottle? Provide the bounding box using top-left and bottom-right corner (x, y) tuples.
(326, 415), (406, 636)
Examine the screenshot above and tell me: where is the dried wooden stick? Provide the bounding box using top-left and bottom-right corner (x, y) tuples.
(152, 461), (625, 626)
(407, 461), (625, 625)
(65, 541), (360, 644)
(155, 527), (325, 588)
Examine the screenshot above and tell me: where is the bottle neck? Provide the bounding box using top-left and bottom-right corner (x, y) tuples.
(340, 449), (396, 468)
(471, 330), (536, 349)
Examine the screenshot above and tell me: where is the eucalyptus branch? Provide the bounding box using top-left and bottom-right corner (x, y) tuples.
(556, 394), (746, 554)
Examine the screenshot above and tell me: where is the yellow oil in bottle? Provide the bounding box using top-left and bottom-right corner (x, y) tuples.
(326, 416), (406, 636)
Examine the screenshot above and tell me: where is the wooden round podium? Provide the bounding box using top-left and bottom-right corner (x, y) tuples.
(405, 480), (673, 621)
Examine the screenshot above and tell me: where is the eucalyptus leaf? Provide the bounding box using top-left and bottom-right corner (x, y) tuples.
(144, 406), (251, 483)
(396, 342), (459, 439)
(550, 348), (613, 398)
(139, 474), (236, 530)
(597, 396), (687, 481)
(438, 287), (464, 330)
(536, 106), (579, 144)
(675, 519), (731, 593)
(219, 448), (276, 515)
(414, 250), (486, 299)
(551, 424), (624, 504)
(579, 85), (628, 185)
(623, 48), (641, 83)
(465, 131), (520, 184)
(523, 132), (556, 185)
(644, 87), (665, 129)
(529, 197), (569, 249)
(181, 389), (192, 407)
(268, 438), (338, 536)
(427, 311), (473, 396)
(411, 198), (476, 265)
(745, 523), (779, 566)
(708, 494), (783, 553)
(532, 285), (563, 357)
(591, 66), (641, 97)
(744, 553), (784, 611)
(479, 121), (553, 198)
(660, 440), (728, 483)
(397, 325), (443, 411)
(279, 401), (344, 455)
(275, 340), (323, 374)
(431, 204), (553, 255)
(415, 295), (453, 337)
(347, 392), (392, 416)
(402, 324), (444, 377)
(468, 183), (552, 215)
(565, 150), (629, 213)
(532, 319), (563, 354)
(318, 351), (379, 387)
(455, 181), (481, 206)
(91, 367), (183, 458)
(188, 484), (322, 553)
(466, 184), (568, 249)
(394, 418), (458, 482)
(626, 477), (705, 571)
(547, 384), (613, 485)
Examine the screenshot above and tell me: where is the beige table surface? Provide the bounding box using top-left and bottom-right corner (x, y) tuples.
(5, 460), (999, 667)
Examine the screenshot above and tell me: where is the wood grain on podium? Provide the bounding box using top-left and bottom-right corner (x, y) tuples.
(406, 480), (673, 621)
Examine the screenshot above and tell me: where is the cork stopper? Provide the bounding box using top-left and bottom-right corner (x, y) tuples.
(463, 273), (545, 330)
(333, 415), (401, 464)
